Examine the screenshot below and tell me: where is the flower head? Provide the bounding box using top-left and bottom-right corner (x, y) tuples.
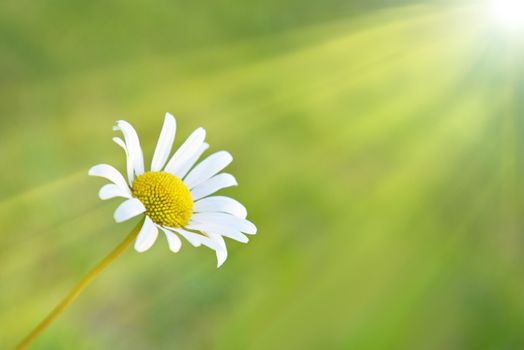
(89, 113), (256, 267)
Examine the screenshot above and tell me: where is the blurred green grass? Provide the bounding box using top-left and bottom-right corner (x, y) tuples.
(2, 1), (524, 349)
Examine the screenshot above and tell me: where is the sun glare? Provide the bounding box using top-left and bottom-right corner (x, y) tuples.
(490, 0), (524, 31)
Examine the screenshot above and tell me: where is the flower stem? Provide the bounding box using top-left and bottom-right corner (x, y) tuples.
(15, 219), (144, 350)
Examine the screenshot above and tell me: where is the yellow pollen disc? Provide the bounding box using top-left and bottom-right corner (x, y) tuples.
(132, 171), (194, 228)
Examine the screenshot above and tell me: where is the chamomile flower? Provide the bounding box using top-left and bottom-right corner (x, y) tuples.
(89, 113), (256, 267)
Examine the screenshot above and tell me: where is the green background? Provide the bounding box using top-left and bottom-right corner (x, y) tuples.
(1, 0), (524, 349)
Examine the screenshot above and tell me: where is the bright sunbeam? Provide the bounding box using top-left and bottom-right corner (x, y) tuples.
(490, 0), (524, 31)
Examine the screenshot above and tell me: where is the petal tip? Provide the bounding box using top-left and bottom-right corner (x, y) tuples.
(216, 252), (227, 268)
(113, 214), (124, 223)
(246, 221), (257, 235)
(134, 245), (148, 253)
(224, 151), (233, 161)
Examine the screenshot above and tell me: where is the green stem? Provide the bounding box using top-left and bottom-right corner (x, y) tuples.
(15, 220), (144, 350)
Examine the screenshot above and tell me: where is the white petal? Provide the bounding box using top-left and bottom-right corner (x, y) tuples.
(113, 120), (145, 179)
(194, 196), (247, 218)
(99, 184), (131, 200)
(191, 213), (256, 235)
(174, 143), (209, 179)
(170, 228), (201, 246)
(113, 198), (146, 223)
(190, 173), (237, 201)
(169, 228), (221, 251)
(134, 216), (158, 252)
(164, 128), (206, 174)
(112, 137), (135, 185)
(183, 151), (233, 189)
(88, 164), (130, 194)
(187, 222), (249, 243)
(159, 226), (182, 253)
(206, 232), (228, 268)
(151, 113), (177, 171)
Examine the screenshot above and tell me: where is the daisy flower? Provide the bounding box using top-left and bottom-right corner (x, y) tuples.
(15, 113), (257, 350)
(88, 113), (256, 267)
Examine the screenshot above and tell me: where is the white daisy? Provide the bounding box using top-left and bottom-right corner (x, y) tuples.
(88, 113), (256, 267)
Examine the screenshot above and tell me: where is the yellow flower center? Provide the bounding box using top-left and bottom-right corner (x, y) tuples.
(132, 171), (193, 228)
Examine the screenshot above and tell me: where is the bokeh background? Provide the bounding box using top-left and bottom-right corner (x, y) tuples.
(1, 0), (524, 348)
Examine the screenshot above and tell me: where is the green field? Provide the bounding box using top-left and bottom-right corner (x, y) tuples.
(1, 1), (524, 349)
